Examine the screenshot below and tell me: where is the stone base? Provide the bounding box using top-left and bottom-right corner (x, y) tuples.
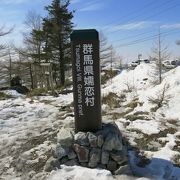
(45, 123), (128, 174)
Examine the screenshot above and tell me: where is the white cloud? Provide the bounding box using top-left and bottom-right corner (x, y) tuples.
(1, 0), (28, 4)
(79, 1), (104, 12)
(107, 21), (158, 32)
(71, 0), (82, 4)
(161, 23), (180, 29)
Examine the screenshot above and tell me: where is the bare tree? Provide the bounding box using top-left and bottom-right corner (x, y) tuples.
(0, 25), (13, 50)
(118, 55), (123, 69)
(0, 25), (14, 87)
(148, 83), (171, 111)
(0, 25), (13, 37)
(151, 29), (170, 84)
(21, 10), (44, 88)
(176, 40), (180, 46)
(100, 31), (113, 67)
(23, 10), (43, 63)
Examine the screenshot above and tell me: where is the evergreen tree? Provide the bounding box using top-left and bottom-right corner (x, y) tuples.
(43, 0), (73, 86)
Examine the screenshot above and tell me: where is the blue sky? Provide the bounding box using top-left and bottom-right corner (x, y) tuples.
(1, 0), (180, 61)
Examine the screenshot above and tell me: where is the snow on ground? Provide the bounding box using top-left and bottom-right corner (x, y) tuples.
(102, 63), (180, 179)
(0, 63), (180, 179)
(0, 92), (74, 179)
(47, 165), (153, 180)
(102, 63), (155, 96)
(48, 165), (114, 180)
(127, 120), (160, 135)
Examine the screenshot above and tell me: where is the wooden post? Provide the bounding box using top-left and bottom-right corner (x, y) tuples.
(71, 29), (102, 132)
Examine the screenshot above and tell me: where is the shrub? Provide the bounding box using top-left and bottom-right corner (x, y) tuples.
(27, 88), (48, 97)
(148, 84), (171, 111)
(101, 70), (119, 85)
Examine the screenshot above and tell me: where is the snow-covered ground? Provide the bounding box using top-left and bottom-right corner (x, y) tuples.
(0, 63), (180, 179)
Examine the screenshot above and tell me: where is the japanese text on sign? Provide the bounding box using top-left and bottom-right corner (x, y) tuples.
(75, 44), (83, 117)
(83, 44), (95, 107)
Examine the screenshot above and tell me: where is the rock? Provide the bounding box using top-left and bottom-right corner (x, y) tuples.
(73, 144), (89, 163)
(103, 133), (122, 151)
(101, 150), (109, 165)
(97, 135), (104, 148)
(107, 160), (117, 172)
(10, 76), (21, 86)
(52, 122), (128, 173)
(110, 150), (127, 164)
(100, 123), (120, 136)
(88, 132), (97, 147)
(68, 149), (77, 159)
(97, 164), (106, 169)
(54, 144), (69, 159)
(114, 165), (132, 175)
(88, 148), (101, 168)
(57, 127), (73, 146)
(44, 157), (60, 172)
(64, 159), (79, 166)
(80, 163), (88, 167)
(74, 132), (89, 146)
(11, 85), (29, 94)
(60, 157), (69, 164)
(63, 119), (75, 129)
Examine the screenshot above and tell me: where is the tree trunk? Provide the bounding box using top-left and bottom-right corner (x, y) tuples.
(29, 63), (34, 89)
(59, 37), (65, 86)
(59, 50), (65, 86)
(158, 29), (162, 84)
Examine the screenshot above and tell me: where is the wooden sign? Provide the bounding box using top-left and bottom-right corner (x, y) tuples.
(71, 29), (102, 132)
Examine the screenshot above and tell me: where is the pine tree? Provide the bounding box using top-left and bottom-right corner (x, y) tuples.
(43, 0), (73, 86)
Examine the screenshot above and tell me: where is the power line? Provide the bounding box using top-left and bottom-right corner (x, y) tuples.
(102, 0), (158, 28)
(102, 0), (176, 31)
(106, 1), (180, 34)
(104, 1), (180, 50)
(114, 30), (180, 48)
(116, 30), (179, 47)
(74, 0), (103, 12)
(111, 29), (157, 43)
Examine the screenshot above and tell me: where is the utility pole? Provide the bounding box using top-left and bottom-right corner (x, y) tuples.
(8, 49), (12, 86)
(119, 56), (122, 70)
(158, 28), (162, 84)
(110, 45), (113, 84)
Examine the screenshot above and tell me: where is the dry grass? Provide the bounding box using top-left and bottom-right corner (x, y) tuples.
(167, 118), (179, 125)
(0, 92), (13, 100)
(102, 92), (125, 109)
(27, 88), (48, 97)
(133, 111), (149, 116)
(110, 108), (134, 120)
(133, 127), (177, 151)
(124, 98), (139, 109)
(125, 114), (150, 121)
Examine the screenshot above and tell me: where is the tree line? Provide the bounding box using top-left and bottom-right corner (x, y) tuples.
(0, 0), (118, 90)
(22, 0), (73, 88)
